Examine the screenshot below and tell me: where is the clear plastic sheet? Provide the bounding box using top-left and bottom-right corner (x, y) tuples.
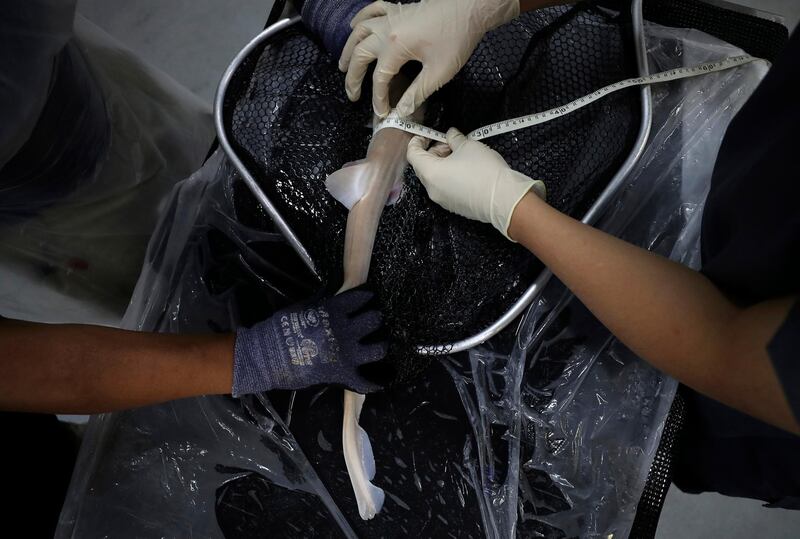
(58, 24), (766, 538)
(58, 153), (358, 537)
(450, 25), (767, 538)
(0, 0), (76, 170)
(0, 13), (213, 325)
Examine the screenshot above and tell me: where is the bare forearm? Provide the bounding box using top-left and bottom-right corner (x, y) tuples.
(0, 319), (234, 414)
(509, 193), (799, 433)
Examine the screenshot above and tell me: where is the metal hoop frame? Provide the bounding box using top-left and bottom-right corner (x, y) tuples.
(213, 4), (653, 355)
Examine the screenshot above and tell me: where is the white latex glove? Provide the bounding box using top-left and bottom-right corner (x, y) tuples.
(339, 0), (519, 118)
(407, 128), (546, 240)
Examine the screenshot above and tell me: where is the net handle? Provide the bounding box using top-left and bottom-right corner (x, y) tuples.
(214, 15), (320, 279)
(213, 10), (653, 355)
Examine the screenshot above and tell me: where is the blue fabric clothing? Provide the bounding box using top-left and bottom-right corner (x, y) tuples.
(297, 0), (371, 56)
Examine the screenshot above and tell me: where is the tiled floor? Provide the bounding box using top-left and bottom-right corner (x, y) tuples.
(75, 0), (800, 537)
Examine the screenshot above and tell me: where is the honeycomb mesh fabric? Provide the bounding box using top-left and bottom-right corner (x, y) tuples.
(629, 391), (687, 538)
(228, 4), (639, 382)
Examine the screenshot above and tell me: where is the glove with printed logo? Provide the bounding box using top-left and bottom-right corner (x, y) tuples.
(232, 289), (386, 396)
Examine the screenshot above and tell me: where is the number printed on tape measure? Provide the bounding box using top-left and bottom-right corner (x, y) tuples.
(374, 54), (763, 143)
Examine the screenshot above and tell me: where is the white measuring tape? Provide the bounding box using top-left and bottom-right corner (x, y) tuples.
(376, 54), (763, 143)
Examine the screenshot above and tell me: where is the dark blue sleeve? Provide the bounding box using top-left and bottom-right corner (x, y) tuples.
(768, 300), (800, 423)
(297, 0), (371, 56)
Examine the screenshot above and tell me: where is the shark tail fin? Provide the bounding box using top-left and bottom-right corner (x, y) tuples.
(343, 391), (385, 520)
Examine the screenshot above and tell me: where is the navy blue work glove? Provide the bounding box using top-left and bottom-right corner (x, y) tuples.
(232, 289), (386, 396)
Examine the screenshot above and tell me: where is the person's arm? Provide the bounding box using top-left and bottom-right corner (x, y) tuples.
(407, 128), (800, 435)
(0, 319), (233, 414)
(0, 289), (385, 414)
(509, 192), (799, 434)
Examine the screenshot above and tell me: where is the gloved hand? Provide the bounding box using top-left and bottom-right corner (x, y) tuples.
(232, 289), (386, 396)
(407, 128), (546, 240)
(339, 0), (520, 118)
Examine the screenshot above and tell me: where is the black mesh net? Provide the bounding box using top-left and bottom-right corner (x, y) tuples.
(630, 392), (688, 538)
(213, 2), (788, 536)
(226, 4), (640, 383)
(51, 3), (788, 538)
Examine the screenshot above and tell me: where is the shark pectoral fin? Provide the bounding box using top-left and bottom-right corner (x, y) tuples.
(325, 160), (370, 210)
